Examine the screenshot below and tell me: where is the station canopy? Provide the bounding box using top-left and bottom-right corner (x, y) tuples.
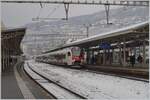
(2, 27), (26, 55)
(44, 21), (149, 53)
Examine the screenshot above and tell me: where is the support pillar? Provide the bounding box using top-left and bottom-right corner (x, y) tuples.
(2, 47), (4, 71)
(142, 40), (146, 67)
(108, 48), (111, 65)
(92, 50), (95, 64)
(3, 48), (6, 71)
(112, 48), (114, 64)
(5, 49), (7, 69)
(103, 49), (106, 65)
(2, 50), (3, 71)
(118, 42), (122, 66)
(86, 48), (90, 64)
(6, 49), (9, 68)
(5, 41), (8, 69)
(8, 48), (10, 67)
(123, 38), (126, 67)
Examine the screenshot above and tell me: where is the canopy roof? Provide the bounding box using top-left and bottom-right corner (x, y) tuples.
(44, 21), (149, 53)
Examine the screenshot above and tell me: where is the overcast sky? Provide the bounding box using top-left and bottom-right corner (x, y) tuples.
(2, 0), (141, 27)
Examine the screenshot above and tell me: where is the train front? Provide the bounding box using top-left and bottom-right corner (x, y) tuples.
(71, 47), (84, 65)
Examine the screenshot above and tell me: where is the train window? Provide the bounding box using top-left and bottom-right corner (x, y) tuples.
(68, 52), (71, 56)
(72, 47), (81, 56)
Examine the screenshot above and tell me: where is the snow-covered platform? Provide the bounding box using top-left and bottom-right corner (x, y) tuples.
(26, 60), (149, 100)
(82, 64), (149, 79)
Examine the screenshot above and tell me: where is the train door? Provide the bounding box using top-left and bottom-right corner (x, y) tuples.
(66, 51), (72, 65)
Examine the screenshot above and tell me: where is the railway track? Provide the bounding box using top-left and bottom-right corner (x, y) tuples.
(39, 61), (149, 83)
(25, 62), (86, 99)
(16, 62), (56, 99)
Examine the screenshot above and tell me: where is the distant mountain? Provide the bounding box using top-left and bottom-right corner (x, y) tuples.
(26, 6), (148, 34)
(22, 6), (149, 55)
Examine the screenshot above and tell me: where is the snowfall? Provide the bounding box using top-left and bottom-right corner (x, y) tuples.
(26, 60), (149, 100)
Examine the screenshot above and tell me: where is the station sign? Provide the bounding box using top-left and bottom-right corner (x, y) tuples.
(99, 42), (111, 49)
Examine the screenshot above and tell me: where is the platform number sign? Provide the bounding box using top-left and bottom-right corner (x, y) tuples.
(99, 42), (111, 49)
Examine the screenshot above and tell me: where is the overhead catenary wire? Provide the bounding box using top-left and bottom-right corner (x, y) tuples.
(33, 4), (61, 21)
(46, 4), (61, 18)
(36, 6), (43, 19)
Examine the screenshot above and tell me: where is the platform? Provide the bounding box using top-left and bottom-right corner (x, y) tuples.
(1, 66), (24, 99)
(83, 65), (149, 79)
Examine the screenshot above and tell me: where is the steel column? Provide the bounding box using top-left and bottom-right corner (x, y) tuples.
(123, 38), (126, 66)
(103, 49), (106, 65)
(118, 41), (122, 65)
(142, 40), (146, 67)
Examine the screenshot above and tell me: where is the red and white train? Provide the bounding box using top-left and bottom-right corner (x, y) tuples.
(36, 47), (85, 66)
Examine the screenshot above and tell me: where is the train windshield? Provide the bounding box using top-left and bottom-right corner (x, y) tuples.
(71, 47), (81, 56)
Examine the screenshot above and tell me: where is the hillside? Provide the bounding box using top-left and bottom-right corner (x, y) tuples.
(22, 6), (149, 55)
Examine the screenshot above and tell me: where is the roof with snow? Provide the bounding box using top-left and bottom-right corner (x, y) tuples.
(44, 21), (149, 53)
(2, 27), (26, 55)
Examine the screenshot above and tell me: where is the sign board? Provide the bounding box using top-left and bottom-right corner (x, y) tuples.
(99, 42), (111, 49)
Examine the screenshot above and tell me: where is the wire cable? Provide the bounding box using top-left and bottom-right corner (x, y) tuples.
(46, 4), (60, 18)
(37, 7), (43, 18)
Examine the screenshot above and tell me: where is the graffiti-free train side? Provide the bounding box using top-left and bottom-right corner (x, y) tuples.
(35, 47), (85, 67)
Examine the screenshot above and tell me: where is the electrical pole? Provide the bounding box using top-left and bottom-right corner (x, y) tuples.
(105, 0), (110, 24)
(84, 24), (92, 38)
(64, 3), (69, 20)
(105, 4), (110, 24)
(86, 26), (89, 38)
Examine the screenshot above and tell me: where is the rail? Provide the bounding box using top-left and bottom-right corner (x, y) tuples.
(26, 62), (87, 99)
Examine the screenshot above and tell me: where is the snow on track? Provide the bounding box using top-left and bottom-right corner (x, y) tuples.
(24, 63), (81, 99)
(28, 60), (149, 100)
